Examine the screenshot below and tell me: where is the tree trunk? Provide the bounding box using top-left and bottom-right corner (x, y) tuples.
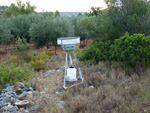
(46, 43), (49, 49)
(55, 46), (57, 55)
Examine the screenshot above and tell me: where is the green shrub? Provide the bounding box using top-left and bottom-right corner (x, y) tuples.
(30, 50), (52, 71)
(30, 59), (45, 71)
(11, 36), (30, 62)
(110, 32), (150, 66)
(7, 55), (21, 66)
(77, 38), (112, 64)
(0, 62), (34, 92)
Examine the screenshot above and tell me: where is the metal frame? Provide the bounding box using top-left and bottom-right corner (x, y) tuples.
(57, 37), (84, 89)
(63, 50), (84, 89)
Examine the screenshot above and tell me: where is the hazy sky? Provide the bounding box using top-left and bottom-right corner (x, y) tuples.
(0, 0), (106, 12)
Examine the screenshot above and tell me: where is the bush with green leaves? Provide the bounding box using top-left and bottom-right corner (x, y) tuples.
(0, 62), (34, 92)
(11, 36), (30, 62)
(30, 50), (52, 71)
(77, 38), (112, 64)
(110, 32), (150, 66)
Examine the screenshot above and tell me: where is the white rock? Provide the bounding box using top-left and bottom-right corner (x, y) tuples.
(89, 86), (94, 89)
(27, 91), (33, 95)
(14, 100), (29, 108)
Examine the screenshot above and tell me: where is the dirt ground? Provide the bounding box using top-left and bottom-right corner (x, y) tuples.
(0, 39), (92, 61)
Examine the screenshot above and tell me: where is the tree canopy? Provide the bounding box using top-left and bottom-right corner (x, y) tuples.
(29, 16), (75, 53)
(3, 0), (36, 18)
(78, 0), (150, 65)
(0, 19), (12, 44)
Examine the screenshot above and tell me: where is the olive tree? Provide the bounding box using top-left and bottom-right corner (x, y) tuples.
(7, 13), (42, 41)
(0, 19), (12, 44)
(29, 16), (75, 54)
(77, 16), (96, 38)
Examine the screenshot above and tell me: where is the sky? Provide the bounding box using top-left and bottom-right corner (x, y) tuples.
(0, 0), (107, 12)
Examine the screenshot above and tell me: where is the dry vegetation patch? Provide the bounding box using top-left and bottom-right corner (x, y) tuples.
(28, 54), (150, 113)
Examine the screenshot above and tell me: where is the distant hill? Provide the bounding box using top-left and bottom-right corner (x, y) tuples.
(59, 12), (86, 17)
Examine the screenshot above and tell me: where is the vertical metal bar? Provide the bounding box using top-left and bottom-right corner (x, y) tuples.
(63, 52), (68, 88)
(69, 52), (73, 67)
(73, 52), (83, 78)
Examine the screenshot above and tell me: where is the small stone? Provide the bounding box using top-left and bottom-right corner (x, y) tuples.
(27, 91), (33, 96)
(0, 102), (5, 108)
(1, 97), (12, 103)
(2, 104), (18, 112)
(48, 70), (52, 73)
(8, 106), (18, 112)
(14, 82), (25, 91)
(11, 92), (18, 99)
(5, 84), (10, 88)
(10, 97), (17, 104)
(89, 86), (94, 89)
(19, 82), (25, 89)
(6, 94), (11, 98)
(0, 109), (4, 112)
(18, 108), (26, 112)
(15, 89), (23, 95)
(14, 100), (29, 108)
(0, 93), (5, 97)
(18, 93), (26, 100)
(56, 91), (63, 97)
(2, 103), (13, 110)
(14, 82), (21, 91)
(5, 98), (13, 103)
(29, 87), (34, 91)
(7, 86), (14, 91)
(57, 69), (61, 72)
(2, 89), (7, 93)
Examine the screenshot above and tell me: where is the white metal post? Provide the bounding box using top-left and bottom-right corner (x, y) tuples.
(63, 52), (68, 88)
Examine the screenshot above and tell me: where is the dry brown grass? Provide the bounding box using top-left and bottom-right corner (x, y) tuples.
(31, 54), (150, 113)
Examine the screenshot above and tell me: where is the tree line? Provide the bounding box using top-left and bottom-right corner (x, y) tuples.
(1, 0), (150, 66)
(77, 0), (150, 66)
(0, 0), (90, 53)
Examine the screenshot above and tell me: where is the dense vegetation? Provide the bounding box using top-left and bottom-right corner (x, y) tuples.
(78, 0), (150, 66)
(110, 33), (150, 66)
(1, 0), (150, 66)
(0, 0), (150, 77)
(0, 62), (33, 91)
(0, 0), (150, 112)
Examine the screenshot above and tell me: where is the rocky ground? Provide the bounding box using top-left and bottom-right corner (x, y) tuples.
(0, 82), (38, 113)
(0, 65), (65, 113)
